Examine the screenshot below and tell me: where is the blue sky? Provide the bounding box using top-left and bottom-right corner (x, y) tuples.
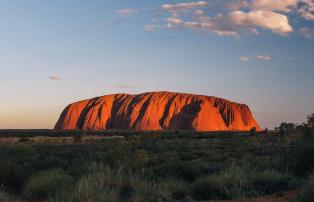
(0, 0), (314, 129)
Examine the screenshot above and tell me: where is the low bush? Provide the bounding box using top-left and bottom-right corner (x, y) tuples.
(163, 180), (190, 200)
(295, 174), (314, 202)
(192, 164), (250, 200)
(129, 178), (171, 201)
(291, 137), (314, 176)
(192, 165), (297, 200)
(155, 159), (207, 182)
(249, 169), (297, 196)
(56, 163), (125, 202)
(192, 176), (227, 200)
(0, 145), (39, 191)
(23, 169), (73, 199)
(0, 190), (21, 202)
(0, 162), (25, 192)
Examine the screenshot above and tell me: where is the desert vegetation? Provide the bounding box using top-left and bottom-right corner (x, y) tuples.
(0, 114), (313, 201)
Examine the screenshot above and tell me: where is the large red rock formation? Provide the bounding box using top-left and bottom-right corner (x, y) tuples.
(54, 92), (261, 131)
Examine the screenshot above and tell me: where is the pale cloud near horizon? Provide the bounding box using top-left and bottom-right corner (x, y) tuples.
(116, 8), (139, 17)
(49, 76), (63, 80)
(145, 24), (155, 32)
(144, 0), (314, 38)
(240, 55), (273, 61)
(256, 55), (272, 60)
(144, 23), (173, 32)
(240, 56), (249, 61)
(240, 54), (304, 61)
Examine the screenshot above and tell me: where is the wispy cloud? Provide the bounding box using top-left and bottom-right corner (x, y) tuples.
(194, 9), (205, 15)
(162, 1), (208, 11)
(145, 24), (155, 32)
(165, 17), (183, 25)
(256, 55), (272, 61)
(116, 8), (139, 17)
(240, 56), (249, 61)
(49, 76), (63, 80)
(300, 27), (314, 39)
(144, 23), (174, 32)
(241, 54), (303, 61)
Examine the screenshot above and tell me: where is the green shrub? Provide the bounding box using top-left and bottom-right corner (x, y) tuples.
(163, 180), (190, 200)
(192, 165), (297, 200)
(195, 164), (249, 200)
(5, 145), (38, 162)
(0, 145), (39, 191)
(129, 178), (172, 202)
(291, 137), (314, 176)
(24, 169), (73, 199)
(249, 169), (297, 196)
(155, 159), (207, 181)
(60, 163), (124, 202)
(295, 174), (314, 202)
(0, 162), (25, 192)
(192, 177), (227, 200)
(66, 172), (119, 202)
(0, 191), (21, 202)
(130, 149), (151, 168)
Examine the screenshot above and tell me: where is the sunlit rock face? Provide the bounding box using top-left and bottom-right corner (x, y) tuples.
(54, 91), (261, 131)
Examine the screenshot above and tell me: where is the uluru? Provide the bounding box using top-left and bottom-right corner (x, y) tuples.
(54, 91), (261, 131)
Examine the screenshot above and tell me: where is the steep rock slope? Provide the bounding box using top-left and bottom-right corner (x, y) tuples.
(54, 92), (261, 131)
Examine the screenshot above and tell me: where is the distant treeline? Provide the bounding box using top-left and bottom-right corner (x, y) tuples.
(1, 112), (313, 138)
(276, 113), (314, 136)
(0, 129), (266, 138)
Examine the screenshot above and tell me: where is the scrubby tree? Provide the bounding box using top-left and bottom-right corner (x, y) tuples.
(250, 127), (256, 136)
(294, 113), (314, 136)
(307, 113), (314, 128)
(279, 122), (295, 135)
